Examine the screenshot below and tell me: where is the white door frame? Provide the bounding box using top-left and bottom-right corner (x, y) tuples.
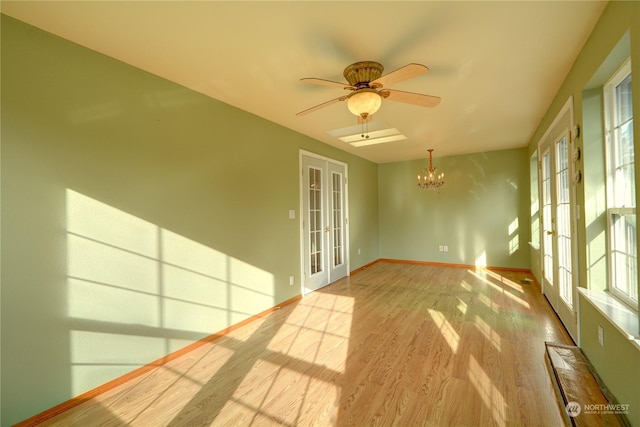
(536, 97), (579, 342)
(299, 150), (350, 296)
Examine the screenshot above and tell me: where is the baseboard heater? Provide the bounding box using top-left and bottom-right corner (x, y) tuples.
(544, 342), (628, 426)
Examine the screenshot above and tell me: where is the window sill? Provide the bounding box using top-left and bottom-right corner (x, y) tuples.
(528, 242), (540, 251)
(578, 288), (640, 351)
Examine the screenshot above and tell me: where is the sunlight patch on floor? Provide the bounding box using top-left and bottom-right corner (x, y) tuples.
(456, 297), (468, 315)
(468, 354), (506, 426)
(269, 293), (353, 373)
(478, 293), (501, 313)
(459, 280), (473, 292)
(487, 280), (530, 309)
(474, 314), (502, 352)
(468, 269), (530, 310)
(428, 309), (460, 353)
(485, 269), (525, 294)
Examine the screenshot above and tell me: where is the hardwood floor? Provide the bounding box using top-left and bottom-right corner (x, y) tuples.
(38, 262), (573, 426)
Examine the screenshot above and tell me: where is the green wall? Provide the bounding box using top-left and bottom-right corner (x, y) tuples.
(579, 294), (640, 424)
(526, 2), (640, 425)
(0, 15), (379, 425)
(379, 148), (531, 269)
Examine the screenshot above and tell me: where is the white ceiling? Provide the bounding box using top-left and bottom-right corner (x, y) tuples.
(1, 1), (607, 164)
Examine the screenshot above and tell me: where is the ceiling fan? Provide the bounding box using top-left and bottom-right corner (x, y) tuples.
(296, 61), (441, 122)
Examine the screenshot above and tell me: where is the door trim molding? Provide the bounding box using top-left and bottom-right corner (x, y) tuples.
(298, 150), (350, 296)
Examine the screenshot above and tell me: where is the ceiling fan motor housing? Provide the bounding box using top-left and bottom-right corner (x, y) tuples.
(343, 61), (384, 87)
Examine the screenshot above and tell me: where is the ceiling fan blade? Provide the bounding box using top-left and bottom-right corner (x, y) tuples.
(370, 63), (429, 89)
(300, 77), (355, 90)
(296, 96), (347, 116)
(380, 89), (441, 108)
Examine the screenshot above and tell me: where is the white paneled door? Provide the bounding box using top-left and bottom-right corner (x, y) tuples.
(538, 98), (578, 342)
(300, 152), (349, 295)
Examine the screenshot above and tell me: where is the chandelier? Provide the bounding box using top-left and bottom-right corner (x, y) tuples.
(417, 149), (444, 189)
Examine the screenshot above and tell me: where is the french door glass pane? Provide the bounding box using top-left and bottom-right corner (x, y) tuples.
(556, 136), (572, 306)
(309, 167), (323, 275)
(332, 172), (343, 267)
(542, 152), (553, 285)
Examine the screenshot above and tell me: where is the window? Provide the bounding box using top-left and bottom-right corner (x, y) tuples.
(530, 151), (540, 249)
(604, 59), (637, 306)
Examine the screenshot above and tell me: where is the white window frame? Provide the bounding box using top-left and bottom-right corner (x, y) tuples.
(604, 58), (637, 308)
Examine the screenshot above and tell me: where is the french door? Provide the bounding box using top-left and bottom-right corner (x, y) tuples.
(538, 99), (578, 341)
(300, 152), (349, 295)
(541, 147), (559, 308)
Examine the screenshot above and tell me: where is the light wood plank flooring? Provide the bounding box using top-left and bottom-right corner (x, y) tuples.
(39, 262), (573, 426)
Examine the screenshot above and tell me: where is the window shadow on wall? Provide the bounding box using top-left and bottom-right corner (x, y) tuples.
(65, 188), (275, 398)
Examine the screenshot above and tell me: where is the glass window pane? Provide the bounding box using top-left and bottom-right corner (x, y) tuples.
(530, 152), (540, 248)
(616, 74), (632, 124)
(610, 212), (637, 300)
(308, 167), (323, 275)
(556, 135), (573, 306)
(605, 61), (636, 303)
(542, 152), (554, 285)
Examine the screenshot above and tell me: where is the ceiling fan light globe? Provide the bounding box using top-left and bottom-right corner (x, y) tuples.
(347, 89), (381, 117)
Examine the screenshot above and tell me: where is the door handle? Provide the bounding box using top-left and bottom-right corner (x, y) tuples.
(325, 227), (330, 232)
(546, 230), (555, 235)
